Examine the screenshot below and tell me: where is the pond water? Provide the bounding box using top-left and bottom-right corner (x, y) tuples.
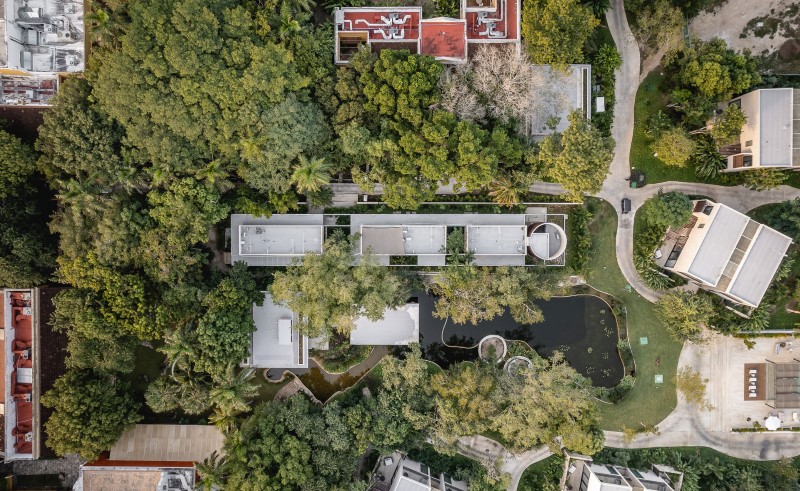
(417, 293), (624, 388)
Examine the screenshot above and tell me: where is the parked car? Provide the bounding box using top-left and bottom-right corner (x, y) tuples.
(621, 198), (631, 214)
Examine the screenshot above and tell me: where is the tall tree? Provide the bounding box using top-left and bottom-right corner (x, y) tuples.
(710, 104), (746, 147)
(495, 352), (602, 454)
(223, 395), (361, 490)
(632, 0), (683, 56)
(655, 291), (715, 342)
(194, 262), (264, 379)
(430, 362), (500, 446)
(0, 130), (55, 286)
(652, 127), (696, 167)
(521, 0), (599, 69)
(539, 111), (614, 200)
(41, 370), (141, 459)
(92, 0), (326, 193)
(640, 192), (693, 231)
(290, 155), (333, 194)
(270, 232), (409, 337)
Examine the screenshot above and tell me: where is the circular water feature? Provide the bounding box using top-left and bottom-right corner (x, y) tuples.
(478, 335), (507, 363)
(504, 356), (534, 376)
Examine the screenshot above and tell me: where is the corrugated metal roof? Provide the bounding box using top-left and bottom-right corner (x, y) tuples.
(687, 206), (749, 285)
(759, 88), (794, 166)
(727, 226), (792, 306)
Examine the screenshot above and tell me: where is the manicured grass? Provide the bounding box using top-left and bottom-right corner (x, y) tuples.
(630, 71), (696, 183)
(585, 199), (682, 430)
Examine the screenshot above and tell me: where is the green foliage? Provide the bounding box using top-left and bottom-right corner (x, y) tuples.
(431, 266), (570, 325)
(592, 44), (622, 78)
(0, 130), (55, 287)
(645, 111), (673, 139)
(291, 156), (332, 194)
(568, 206), (593, 273)
(57, 253), (165, 339)
(429, 354), (601, 454)
(691, 134), (727, 180)
(522, 0), (599, 69)
(361, 346), (435, 452)
(710, 104), (746, 147)
(632, 0), (683, 56)
(51, 289), (137, 373)
(540, 111), (614, 200)
(195, 262), (264, 379)
(41, 370), (142, 459)
(651, 127), (696, 167)
(665, 38), (761, 127)
(270, 232), (409, 337)
(755, 198), (800, 241)
(742, 169), (788, 191)
(434, 0), (460, 17)
(656, 291), (715, 341)
(223, 395), (362, 490)
(641, 192), (693, 230)
(92, 0), (325, 192)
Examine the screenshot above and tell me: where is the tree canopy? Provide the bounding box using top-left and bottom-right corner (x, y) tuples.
(223, 395), (361, 490)
(270, 232), (409, 337)
(640, 192), (693, 231)
(41, 369), (141, 459)
(336, 48), (525, 209)
(652, 127), (695, 168)
(655, 291), (715, 342)
(92, 0), (328, 193)
(539, 110), (614, 200)
(521, 0), (599, 69)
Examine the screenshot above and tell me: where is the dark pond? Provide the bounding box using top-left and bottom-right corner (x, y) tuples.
(417, 293), (624, 388)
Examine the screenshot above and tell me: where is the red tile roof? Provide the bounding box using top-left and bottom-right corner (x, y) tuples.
(420, 19), (467, 61)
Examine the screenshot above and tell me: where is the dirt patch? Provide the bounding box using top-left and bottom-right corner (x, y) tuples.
(690, 0), (799, 55)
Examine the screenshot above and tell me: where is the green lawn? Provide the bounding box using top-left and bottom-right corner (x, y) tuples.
(630, 71), (696, 183)
(585, 199), (682, 430)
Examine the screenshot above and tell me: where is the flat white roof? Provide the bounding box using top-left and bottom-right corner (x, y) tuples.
(350, 304), (419, 345)
(230, 214), (323, 266)
(249, 293), (308, 368)
(361, 225), (446, 256)
(466, 225), (527, 256)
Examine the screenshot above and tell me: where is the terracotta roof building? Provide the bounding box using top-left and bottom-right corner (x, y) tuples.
(334, 0), (519, 65)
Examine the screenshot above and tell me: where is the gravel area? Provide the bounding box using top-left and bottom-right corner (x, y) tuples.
(9, 454), (82, 489)
(690, 0), (797, 55)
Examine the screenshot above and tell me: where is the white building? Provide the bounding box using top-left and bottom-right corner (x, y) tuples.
(723, 88), (800, 172)
(655, 200), (792, 308)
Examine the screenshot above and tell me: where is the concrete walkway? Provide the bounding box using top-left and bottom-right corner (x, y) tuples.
(604, 335), (800, 460)
(457, 435), (554, 491)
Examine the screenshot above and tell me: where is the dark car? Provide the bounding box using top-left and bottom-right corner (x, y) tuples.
(621, 198), (631, 214)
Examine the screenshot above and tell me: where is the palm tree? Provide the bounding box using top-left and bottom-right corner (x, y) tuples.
(85, 8), (124, 48)
(210, 366), (259, 418)
(159, 327), (197, 378)
(290, 155), (333, 194)
(195, 450), (227, 491)
(488, 174), (525, 207)
(194, 160), (233, 192)
(691, 135), (726, 180)
(278, 4), (303, 42)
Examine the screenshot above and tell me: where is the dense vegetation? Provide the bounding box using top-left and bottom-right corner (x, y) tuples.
(0, 0), (655, 482)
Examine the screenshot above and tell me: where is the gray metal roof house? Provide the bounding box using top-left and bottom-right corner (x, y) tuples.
(655, 200), (792, 308)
